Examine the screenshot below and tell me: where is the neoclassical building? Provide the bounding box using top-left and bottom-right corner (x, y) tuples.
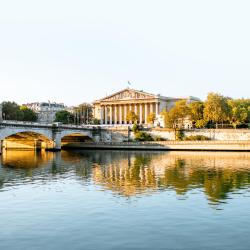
(93, 88), (200, 125)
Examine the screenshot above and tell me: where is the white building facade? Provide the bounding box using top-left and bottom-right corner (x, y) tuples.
(25, 102), (65, 123)
(93, 88), (200, 126)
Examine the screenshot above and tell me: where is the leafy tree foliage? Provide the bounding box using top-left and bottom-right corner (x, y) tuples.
(227, 99), (250, 128)
(188, 101), (204, 124)
(162, 100), (190, 128)
(126, 111), (138, 123)
(134, 131), (153, 141)
(146, 112), (156, 124)
(20, 105), (37, 121)
(2, 102), (37, 122)
(54, 110), (73, 124)
(195, 119), (207, 129)
(74, 103), (93, 124)
(203, 93), (231, 127)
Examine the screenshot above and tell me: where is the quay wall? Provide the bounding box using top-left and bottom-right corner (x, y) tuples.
(62, 141), (250, 151)
(147, 129), (250, 141)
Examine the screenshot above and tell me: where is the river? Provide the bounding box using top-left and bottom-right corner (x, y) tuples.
(0, 150), (250, 250)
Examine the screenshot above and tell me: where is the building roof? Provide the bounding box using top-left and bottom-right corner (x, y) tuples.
(93, 87), (200, 104)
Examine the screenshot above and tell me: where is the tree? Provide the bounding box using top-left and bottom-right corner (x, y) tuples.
(2, 102), (37, 122)
(147, 113), (156, 124)
(228, 99), (250, 128)
(54, 110), (73, 124)
(126, 111), (138, 123)
(74, 103), (93, 124)
(195, 119), (207, 129)
(204, 93), (231, 128)
(188, 101), (204, 126)
(20, 105), (37, 122)
(162, 100), (190, 128)
(2, 101), (22, 120)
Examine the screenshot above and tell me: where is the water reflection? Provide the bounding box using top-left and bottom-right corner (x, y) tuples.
(1, 150), (250, 205)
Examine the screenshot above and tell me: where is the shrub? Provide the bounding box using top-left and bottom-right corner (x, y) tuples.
(132, 124), (139, 133)
(134, 131), (154, 141)
(154, 136), (167, 141)
(185, 135), (210, 141)
(176, 130), (185, 141)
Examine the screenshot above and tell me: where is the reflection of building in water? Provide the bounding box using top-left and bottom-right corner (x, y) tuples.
(1, 150), (250, 204)
(92, 152), (250, 203)
(93, 158), (158, 196)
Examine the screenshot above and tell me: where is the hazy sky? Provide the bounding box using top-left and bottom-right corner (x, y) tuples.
(0, 0), (249, 106)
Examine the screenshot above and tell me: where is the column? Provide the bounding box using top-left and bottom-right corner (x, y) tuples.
(140, 104), (143, 124)
(119, 105), (122, 124)
(110, 105), (113, 125)
(105, 106), (108, 124)
(156, 102), (159, 115)
(124, 105), (127, 124)
(129, 104), (132, 124)
(114, 105), (117, 124)
(100, 106), (103, 125)
(150, 103), (154, 114)
(145, 103), (148, 124)
(134, 104), (138, 123)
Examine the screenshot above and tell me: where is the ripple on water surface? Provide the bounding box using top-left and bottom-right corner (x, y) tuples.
(0, 150), (250, 250)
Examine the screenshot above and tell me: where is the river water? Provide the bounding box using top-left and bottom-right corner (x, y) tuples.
(0, 150), (250, 250)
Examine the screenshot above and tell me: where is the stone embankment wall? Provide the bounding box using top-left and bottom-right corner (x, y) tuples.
(63, 141), (250, 151)
(148, 129), (250, 141)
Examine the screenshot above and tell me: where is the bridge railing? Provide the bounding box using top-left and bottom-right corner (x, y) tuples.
(85, 140), (250, 146)
(0, 121), (99, 130)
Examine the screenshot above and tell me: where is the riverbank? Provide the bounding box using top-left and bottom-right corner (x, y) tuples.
(62, 141), (250, 151)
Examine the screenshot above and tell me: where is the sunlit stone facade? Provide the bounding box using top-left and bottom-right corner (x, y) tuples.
(93, 88), (199, 125)
(24, 102), (65, 123)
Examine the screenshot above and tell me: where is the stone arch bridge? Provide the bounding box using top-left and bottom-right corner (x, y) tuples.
(0, 122), (129, 153)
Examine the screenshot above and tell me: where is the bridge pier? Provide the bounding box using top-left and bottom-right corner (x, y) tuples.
(51, 130), (61, 151)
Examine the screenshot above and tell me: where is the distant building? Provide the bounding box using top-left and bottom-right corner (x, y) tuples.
(93, 88), (200, 126)
(24, 102), (65, 123)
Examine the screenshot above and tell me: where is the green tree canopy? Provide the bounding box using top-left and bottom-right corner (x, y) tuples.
(188, 101), (204, 123)
(54, 110), (73, 124)
(2, 102), (37, 122)
(204, 93), (231, 127)
(162, 100), (190, 128)
(227, 99), (250, 128)
(20, 105), (37, 122)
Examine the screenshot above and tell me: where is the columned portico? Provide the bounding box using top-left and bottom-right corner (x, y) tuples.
(93, 88), (188, 125)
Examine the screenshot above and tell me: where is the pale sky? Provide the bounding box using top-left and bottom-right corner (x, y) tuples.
(0, 0), (249, 106)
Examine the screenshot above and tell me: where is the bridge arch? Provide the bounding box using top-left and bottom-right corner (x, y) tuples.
(60, 131), (93, 147)
(60, 130), (93, 140)
(0, 127), (53, 141)
(2, 131), (54, 150)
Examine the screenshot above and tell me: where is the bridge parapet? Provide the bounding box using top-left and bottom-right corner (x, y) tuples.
(0, 122), (103, 152)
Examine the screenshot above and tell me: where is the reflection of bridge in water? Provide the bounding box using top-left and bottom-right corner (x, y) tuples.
(1, 150), (250, 205)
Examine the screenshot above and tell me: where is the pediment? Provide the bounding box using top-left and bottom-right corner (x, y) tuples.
(100, 89), (156, 102)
